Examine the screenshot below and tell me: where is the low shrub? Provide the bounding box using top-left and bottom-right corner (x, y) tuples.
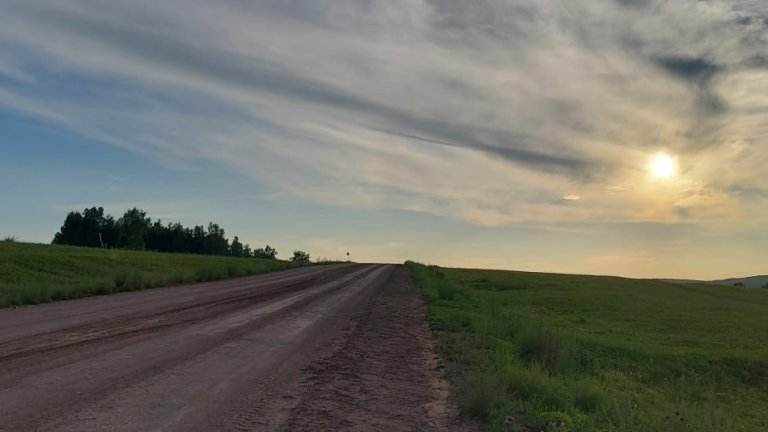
(572, 379), (608, 413)
(506, 367), (572, 411)
(437, 279), (458, 300)
(461, 369), (508, 422)
(516, 324), (568, 374)
(115, 268), (148, 291)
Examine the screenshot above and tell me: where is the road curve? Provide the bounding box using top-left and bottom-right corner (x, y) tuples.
(0, 264), (467, 431)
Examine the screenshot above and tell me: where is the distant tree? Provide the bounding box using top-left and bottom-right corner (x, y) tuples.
(203, 222), (229, 255)
(189, 225), (206, 254)
(101, 214), (119, 248)
(49, 206), (277, 259)
(118, 208), (151, 250)
(290, 250), (310, 264)
(254, 244), (277, 259)
(146, 220), (167, 252)
(165, 222), (187, 253)
(230, 236), (244, 257)
(53, 207), (116, 248)
(762, 282), (768, 289)
(53, 210), (84, 246)
(733, 282), (745, 287)
(81, 207), (107, 247)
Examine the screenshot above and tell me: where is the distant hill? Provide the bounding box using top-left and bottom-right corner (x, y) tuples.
(709, 275), (768, 288)
(659, 278), (703, 285)
(658, 276), (768, 288)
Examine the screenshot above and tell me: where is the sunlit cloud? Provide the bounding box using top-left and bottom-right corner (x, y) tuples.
(0, 0), (765, 229)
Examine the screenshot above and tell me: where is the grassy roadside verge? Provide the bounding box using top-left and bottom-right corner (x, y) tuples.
(0, 241), (300, 307)
(406, 262), (768, 432)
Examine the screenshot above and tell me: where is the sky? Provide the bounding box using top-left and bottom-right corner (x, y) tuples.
(0, 0), (766, 279)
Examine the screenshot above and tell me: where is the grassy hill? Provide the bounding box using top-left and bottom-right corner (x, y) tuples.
(710, 275), (768, 288)
(661, 275), (768, 288)
(407, 263), (768, 432)
(0, 241), (296, 307)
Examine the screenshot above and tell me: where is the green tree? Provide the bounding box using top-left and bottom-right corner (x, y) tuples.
(254, 244), (277, 259)
(50, 206), (261, 258)
(146, 220), (167, 252)
(188, 225), (206, 254)
(118, 208), (151, 250)
(53, 210), (84, 245)
(81, 207), (107, 247)
(52, 207), (116, 248)
(165, 222), (187, 252)
(290, 250), (310, 264)
(203, 222), (229, 255)
(230, 236), (244, 257)
(101, 214), (118, 248)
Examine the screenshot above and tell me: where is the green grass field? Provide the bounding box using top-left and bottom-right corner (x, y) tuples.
(407, 262), (768, 432)
(0, 241), (298, 307)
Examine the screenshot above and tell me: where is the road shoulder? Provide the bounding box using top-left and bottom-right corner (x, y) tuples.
(277, 265), (476, 431)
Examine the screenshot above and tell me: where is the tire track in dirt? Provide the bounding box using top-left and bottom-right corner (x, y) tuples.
(0, 264), (380, 431)
(271, 266), (475, 432)
(0, 264), (475, 432)
(0, 264), (363, 366)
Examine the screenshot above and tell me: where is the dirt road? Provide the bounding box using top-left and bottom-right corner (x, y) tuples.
(0, 264), (468, 431)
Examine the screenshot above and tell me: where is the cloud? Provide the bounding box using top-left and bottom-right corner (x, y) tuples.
(656, 57), (720, 82)
(0, 0), (766, 226)
(613, 0), (651, 8)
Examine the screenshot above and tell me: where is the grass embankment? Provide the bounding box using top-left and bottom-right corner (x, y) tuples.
(0, 241), (298, 307)
(407, 262), (768, 432)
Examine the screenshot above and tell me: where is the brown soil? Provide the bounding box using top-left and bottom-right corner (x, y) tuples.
(0, 264), (474, 432)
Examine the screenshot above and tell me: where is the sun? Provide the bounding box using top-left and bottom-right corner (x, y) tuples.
(651, 153), (676, 178)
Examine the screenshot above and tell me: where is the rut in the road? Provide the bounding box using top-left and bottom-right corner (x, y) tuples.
(0, 265), (474, 432)
(271, 267), (470, 432)
(0, 265), (380, 432)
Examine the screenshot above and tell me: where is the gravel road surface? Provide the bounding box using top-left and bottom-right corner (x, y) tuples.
(0, 264), (469, 431)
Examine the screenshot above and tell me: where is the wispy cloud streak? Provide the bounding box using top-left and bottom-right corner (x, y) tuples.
(0, 0), (765, 225)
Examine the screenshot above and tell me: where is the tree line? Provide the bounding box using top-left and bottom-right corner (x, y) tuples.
(52, 207), (309, 262)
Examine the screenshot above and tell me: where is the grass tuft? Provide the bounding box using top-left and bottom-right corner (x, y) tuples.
(516, 324), (568, 374)
(572, 379), (607, 413)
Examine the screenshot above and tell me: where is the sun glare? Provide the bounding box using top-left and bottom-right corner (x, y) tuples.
(651, 154), (676, 178)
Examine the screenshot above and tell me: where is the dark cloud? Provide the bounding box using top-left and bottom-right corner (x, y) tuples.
(735, 14), (768, 28)
(655, 56), (727, 116)
(655, 56), (719, 83)
(374, 129), (591, 177)
(614, 0), (651, 9)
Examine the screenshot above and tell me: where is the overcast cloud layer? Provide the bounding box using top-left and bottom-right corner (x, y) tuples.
(1, 1), (766, 258)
